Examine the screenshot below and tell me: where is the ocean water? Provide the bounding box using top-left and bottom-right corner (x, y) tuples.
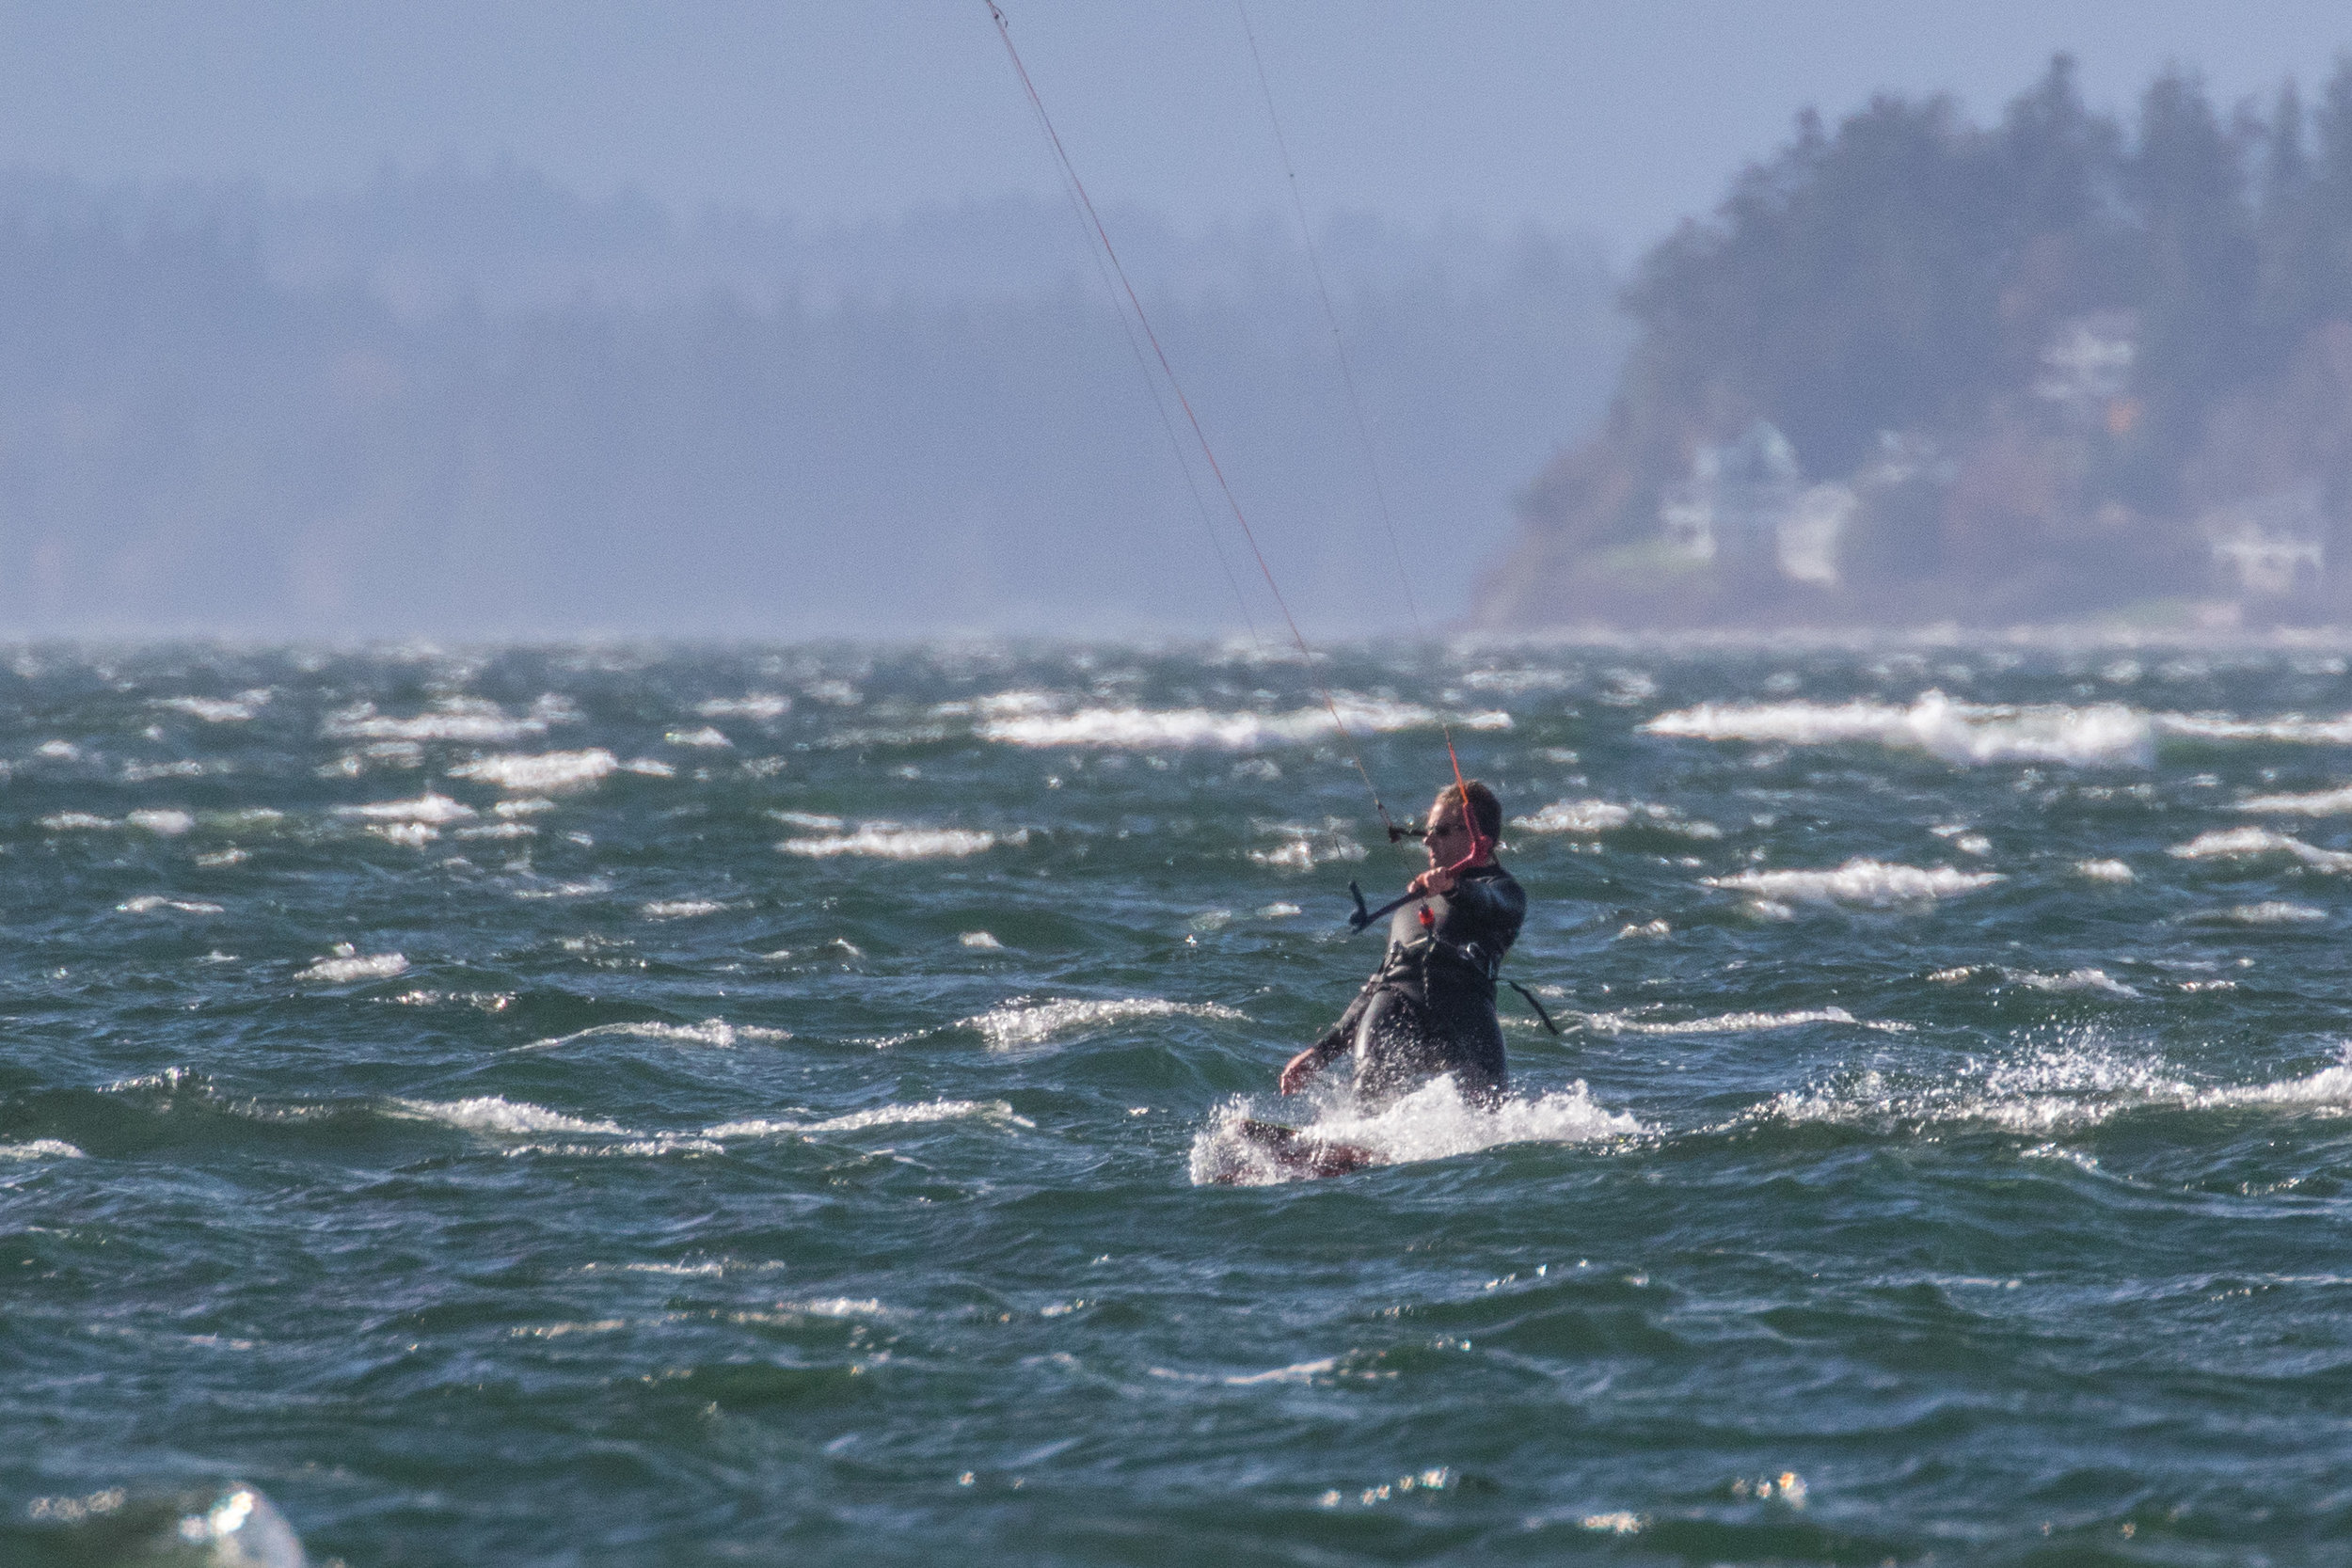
(10, 641), (2352, 1564)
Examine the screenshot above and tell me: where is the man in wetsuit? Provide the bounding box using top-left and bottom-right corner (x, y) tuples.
(1279, 779), (1525, 1109)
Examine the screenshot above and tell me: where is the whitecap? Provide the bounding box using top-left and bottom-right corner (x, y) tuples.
(779, 823), (1008, 860)
(641, 899), (727, 919)
(1579, 1006), (1896, 1035)
(155, 693), (267, 722)
(2005, 968), (2141, 998)
(2169, 827), (2352, 872)
(331, 790), (475, 824)
(297, 948), (408, 983)
(1704, 859), (2002, 908)
(770, 810), (845, 831)
(1190, 1075), (1640, 1185)
(966, 997), (1246, 1050)
(450, 749), (617, 793)
(116, 895), (225, 915)
(1511, 799), (1721, 838)
(2239, 784), (2352, 816)
(697, 694), (791, 720)
(707, 1099), (1032, 1138)
(1644, 689), (2153, 767)
(127, 808), (194, 836)
(525, 1019), (790, 1051)
(622, 757), (676, 777)
(368, 822), (437, 847)
(978, 696), (1508, 750)
(960, 930), (1005, 948)
(323, 699), (548, 744)
(40, 813), (117, 831)
(494, 798), (556, 818)
(0, 1139), (85, 1161)
(2219, 901), (2328, 925)
(2075, 859), (2135, 882)
(664, 726), (733, 749)
(1759, 1036), (2191, 1136)
(394, 1096), (628, 1136)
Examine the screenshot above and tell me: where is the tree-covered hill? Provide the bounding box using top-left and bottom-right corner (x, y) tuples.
(1477, 56), (2352, 630)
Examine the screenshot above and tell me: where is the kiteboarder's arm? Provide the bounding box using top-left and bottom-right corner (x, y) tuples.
(1280, 984), (1374, 1093)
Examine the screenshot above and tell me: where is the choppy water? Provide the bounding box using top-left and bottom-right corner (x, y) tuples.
(14, 641), (2352, 1564)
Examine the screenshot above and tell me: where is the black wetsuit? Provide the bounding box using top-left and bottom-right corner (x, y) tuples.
(1315, 863), (1525, 1107)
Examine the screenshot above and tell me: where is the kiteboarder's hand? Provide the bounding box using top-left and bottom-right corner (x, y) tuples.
(1408, 864), (1456, 898)
(1279, 1047), (1321, 1095)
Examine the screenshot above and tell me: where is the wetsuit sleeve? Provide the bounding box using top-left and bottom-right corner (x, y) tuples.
(1311, 972), (1381, 1059)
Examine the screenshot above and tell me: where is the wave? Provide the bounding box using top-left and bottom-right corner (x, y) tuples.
(778, 823), (1011, 860)
(1189, 1075), (1641, 1185)
(1645, 689), (2152, 767)
(1578, 1006), (1904, 1036)
(155, 692), (268, 722)
(664, 726), (732, 749)
(696, 693), (791, 720)
(0, 1138), (85, 1161)
(524, 1019), (790, 1051)
(1705, 859), (2002, 908)
(2169, 827), (2352, 872)
(323, 695), (572, 744)
(640, 899), (728, 919)
(449, 749), (618, 793)
(2238, 784), (2352, 816)
(331, 790), (475, 824)
(964, 997), (1246, 1051)
(2074, 858), (2135, 882)
(1511, 798), (1722, 838)
(977, 695), (1509, 750)
(1649, 689), (2352, 768)
(116, 895), (225, 915)
(296, 948), (408, 983)
(706, 1099), (1032, 1138)
(2214, 900), (2328, 925)
(398, 1095), (627, 1136)
(1758, 1036), (2193, 1136)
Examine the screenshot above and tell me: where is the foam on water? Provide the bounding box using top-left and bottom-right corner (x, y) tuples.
(1645, 690), (2153, 767)
(324, 698), (565, 744)
(778, 823), (1009, 860)
(1512, 798), (1722, 838)
(665, 726), (732, 749)
(526, 1019), (790, 1051)
(126, 809), (193, 836)
(977, 695), (1509, 750)
(450, 749), (619, 793)
(640, 900), (727, 919)
(1578, 1006), (1898, 1036)
(2237, 784), (2352, 816)
(398, 1096), (629, 1137)
(155, 693), (268, 722)
(116, 895), (225, 915)
(2220, 901), (2328, 924)
(1705, 859), (2003, 908)
(297, 948), (408, 983)
(0, 1138), (86, 1161)
(707, 1099), (1032, 1139)
(2169, 827), (2352, 872)
(332, 790), (476, 824)
(696, 694), (791, 720)
(1759, 1034), (2195, 1135)
(965, 997), (1247, 1051)
(2075, 858), (2136, 881)
(1189, 1075), (1641, 1186)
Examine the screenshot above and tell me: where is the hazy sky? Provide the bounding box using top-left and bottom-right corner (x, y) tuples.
(4, 2), (2349, 254)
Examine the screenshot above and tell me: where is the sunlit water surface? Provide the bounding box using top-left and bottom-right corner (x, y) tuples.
(10, 641), (2352, 1564)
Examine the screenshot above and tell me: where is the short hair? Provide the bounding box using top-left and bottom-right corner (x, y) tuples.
(1433, 779), (1502, 842)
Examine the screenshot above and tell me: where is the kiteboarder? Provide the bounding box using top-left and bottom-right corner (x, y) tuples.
(1279, 779), (1524, 1109)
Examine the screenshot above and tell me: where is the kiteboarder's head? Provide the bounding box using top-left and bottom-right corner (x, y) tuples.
(1425, 779), (1500, 867)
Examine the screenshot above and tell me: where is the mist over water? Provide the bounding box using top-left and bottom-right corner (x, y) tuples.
(11, 639), (2352, 1563)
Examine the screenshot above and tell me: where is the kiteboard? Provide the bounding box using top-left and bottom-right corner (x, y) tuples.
(1216, 1117), (1379, 1182)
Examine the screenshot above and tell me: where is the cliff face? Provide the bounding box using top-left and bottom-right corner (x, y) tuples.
(1477, 58), (2352, 632)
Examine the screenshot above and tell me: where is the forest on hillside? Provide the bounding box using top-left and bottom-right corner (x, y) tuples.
(0, 172), (1622, 637)
(1478, 55), (2352, 631)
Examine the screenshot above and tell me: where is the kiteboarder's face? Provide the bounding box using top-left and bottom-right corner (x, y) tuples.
(1424, 796), (1471, 869)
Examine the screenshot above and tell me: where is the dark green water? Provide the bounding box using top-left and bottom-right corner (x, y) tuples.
(10, 641), (2352, 1565)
